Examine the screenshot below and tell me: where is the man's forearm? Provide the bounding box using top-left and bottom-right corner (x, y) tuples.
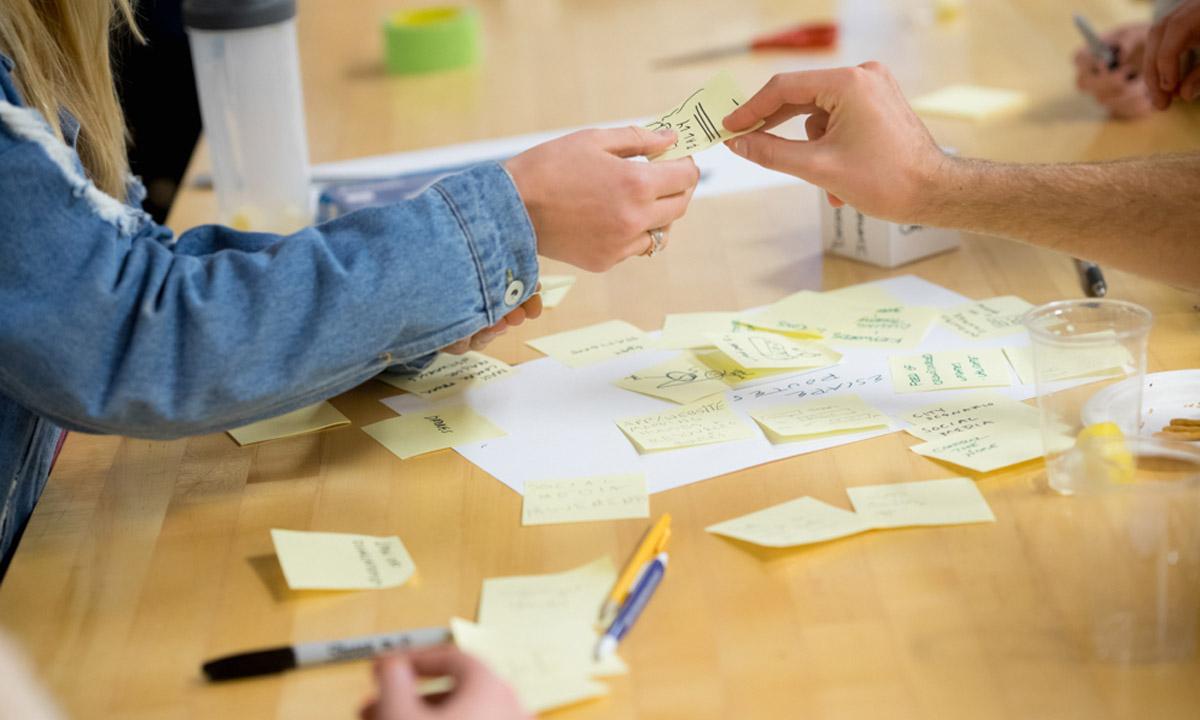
(917, 154), (1200, 290)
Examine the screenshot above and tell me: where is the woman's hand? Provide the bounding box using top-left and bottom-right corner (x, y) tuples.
(442, 291), (543, 355)
(505, 128), (699, 271)
(1073, 23), (1153, 120)
(360, 647), (529, 720)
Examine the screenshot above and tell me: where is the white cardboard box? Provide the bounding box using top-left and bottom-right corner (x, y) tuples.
(821, 201), (960, 268)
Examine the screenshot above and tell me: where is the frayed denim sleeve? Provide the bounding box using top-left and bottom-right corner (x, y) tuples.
(0, 127), (538, 439)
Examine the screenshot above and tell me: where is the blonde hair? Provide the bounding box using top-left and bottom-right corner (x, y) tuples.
(0, 0), (140, 200)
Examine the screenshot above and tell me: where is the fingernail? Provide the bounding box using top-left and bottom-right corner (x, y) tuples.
(654, 129), (674, 138)
(729, 138), (745, 155)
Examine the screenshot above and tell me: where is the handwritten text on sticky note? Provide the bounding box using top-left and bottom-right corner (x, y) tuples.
(646, 71), (763, 161)
(527, 320), (649, 368)
(377, 351), (514, 400)
(363, 405), (506, 460)
(889, 348), (1012, 393)
(616, 397), (755, 453)
(522, 474), (649, 526)
(270, 529), (416, 590)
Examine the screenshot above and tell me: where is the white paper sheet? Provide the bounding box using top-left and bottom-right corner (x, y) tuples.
(381, 277), (1052, 495)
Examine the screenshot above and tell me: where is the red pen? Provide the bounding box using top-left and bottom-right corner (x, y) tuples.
(656, 22), (839, 67)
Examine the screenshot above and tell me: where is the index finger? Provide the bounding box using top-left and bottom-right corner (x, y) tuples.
(723, 70), (843, 131)
(640, 157), (699, 197)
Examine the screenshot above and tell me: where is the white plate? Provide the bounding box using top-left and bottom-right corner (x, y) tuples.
(1082, 369), (1200, 436)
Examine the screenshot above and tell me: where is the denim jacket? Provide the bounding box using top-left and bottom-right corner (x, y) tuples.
(0, 54), (539, 576)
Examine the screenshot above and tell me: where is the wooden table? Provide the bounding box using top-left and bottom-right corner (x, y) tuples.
(3, 1), (1199, 718)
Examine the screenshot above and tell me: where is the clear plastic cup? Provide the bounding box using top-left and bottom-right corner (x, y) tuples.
(1022, 300), (1152, 495)
(1025, 437), (1200, 665)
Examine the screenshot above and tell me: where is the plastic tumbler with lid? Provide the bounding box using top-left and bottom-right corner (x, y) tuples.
(183, 0), (311, 233)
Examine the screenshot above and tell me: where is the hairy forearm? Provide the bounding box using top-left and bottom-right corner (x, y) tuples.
(917, 154), (1200, 291)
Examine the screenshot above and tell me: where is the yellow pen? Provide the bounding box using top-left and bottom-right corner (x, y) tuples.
(599, 513), (672, 626)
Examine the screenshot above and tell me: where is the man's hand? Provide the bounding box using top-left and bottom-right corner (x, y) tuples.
(442, 291), (543, 355)
(722, 63), (945, 224)
(506, 127), (699, 272)
(1145, 0), (1200, 108)
(1074, 23), (1154, 120)
(360, 647), (529, 720)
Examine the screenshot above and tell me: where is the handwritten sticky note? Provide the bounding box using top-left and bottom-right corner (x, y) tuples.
(743, 293), (938, 347)
(940, 296), (1033, 340)
(527, 320), (650, 368)
(615, 352), (729, 405)
(889, 348), (1013, 393)
(750, 394), (890, 442)
(363, 405), (505, 460)
(910, 430), (1046, 473)
(1003, 344), (1130, 385)
(227, 401), (350, 446)
(522, 474), (649, 526)
(646, 71), (763, 161)
(706, 497), (873, 548)
(376, 351), (514, 400)
(270, 529), (416, 590)
(846, 478), (995, 528)
(539, 274), (576, 308)
(902, 393), (1040, 442)
(693, 348), (792, 388)
(476, 557), (628, 677)
(708, 330), (842, 370)
(451, 618), (609, 714)
(616, 397), (756, 453)
(911, 84), (1028, 121)
(658, 312), (741, 350)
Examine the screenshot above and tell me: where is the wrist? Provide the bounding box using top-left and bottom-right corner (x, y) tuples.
(910, 152), (964, 227)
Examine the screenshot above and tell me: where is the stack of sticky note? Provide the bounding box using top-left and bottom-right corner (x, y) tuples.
(706, 477), (995, 548)
(452, 558), (623, 714)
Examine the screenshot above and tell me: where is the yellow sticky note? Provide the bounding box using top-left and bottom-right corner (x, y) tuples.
(708, 330), (842, 370)
(706, 496), (873, 548)
(227, 401), (350, 446)
(477, 557), (626, 677)
(658, 311), (741, 350)
(846, 477), (995, 528)
(363, 405), (506, 460)
(615, 352), (730, 405)
(693, 348), (793, 388)
(743, 293), (939, 348)
(451, 618), (609, 715)
(522, 474), (650, 526)
(479, 557), (616, 627)
(376, 351), (514, 399)
(269, 528), (416, 590)
(911, 84), (1028, 121)
(910, 430), (1046, 473)
(645, 70), (764, 161)
(1002, 344), (1130, 385)
(889, 348), (1013, 393)
(527, 320), (650, 368)
(539, 274), (576, 308)
(940, 296), (1033, 340)
(616, 397), (756, 453)
(750, 394), (890, 442)
(902, 393), (1040, 442)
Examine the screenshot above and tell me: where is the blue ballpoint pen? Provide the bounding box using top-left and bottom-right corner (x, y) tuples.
(596, 552), (668, 659)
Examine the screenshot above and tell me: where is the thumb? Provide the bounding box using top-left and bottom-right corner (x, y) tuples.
(373, 655), (425, 719)
(725, 131), (824, 181)
(596, 126), (677, 158)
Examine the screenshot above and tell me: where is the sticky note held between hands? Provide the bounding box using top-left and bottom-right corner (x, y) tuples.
(645, 70), (763, 161)
(270, 528), (416, 591)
